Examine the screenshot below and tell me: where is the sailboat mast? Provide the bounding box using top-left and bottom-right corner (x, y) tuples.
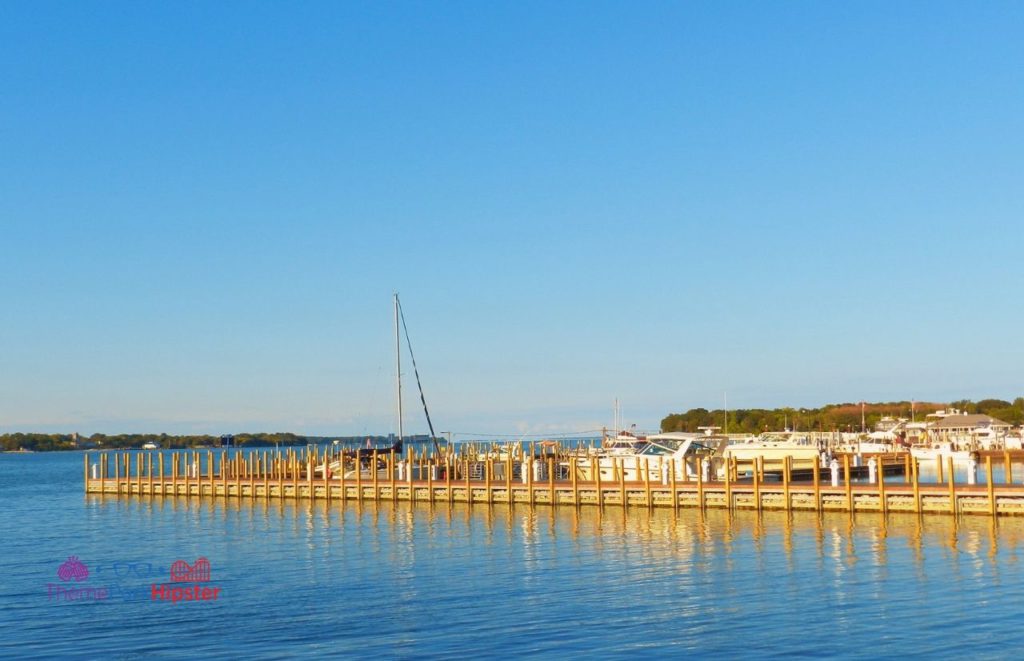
(394, 293), (404, 445)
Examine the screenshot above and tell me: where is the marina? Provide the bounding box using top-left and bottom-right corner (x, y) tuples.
(84, 444), (1024, 517)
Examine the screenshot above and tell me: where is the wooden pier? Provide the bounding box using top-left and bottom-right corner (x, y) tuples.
(83, 446), (1024, 517)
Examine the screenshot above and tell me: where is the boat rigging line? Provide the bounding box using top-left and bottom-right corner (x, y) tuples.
(395, 294), (442, 455)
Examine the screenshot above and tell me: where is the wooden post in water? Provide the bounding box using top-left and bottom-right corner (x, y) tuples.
(753, 457), (761, 512)
(987, 456), (996, 516)
(618, 457), (626, 508)
(308, 453), (314, 501)
(428, 451), (435, 503)
(947, 456), (956, 515)
(937, 455), (944, 484)
(643, 457), (651, 509)
(372, 450), (379, 501)
(812, 455), (821, 512)
(571, 456), (579, 506)
(549, 456), (555, 506)
(158, 453), (164, 496)
(878, 456), (887, 514)
(447, 453), (454, 505)
(904, 453), (911, 484)
(292, 451), (299, 497)
(697, 454), (705, 510)
(782, 456), (791, 510)
(390, 449), (397, 503)
(355, 451), (363, 502)
(723, 456), (732, 511)
(323, 450), (330, 502)
(504, 451), (512, 506)
(912, 456), (921, 513)
(1004, 451), (1012, 485)
(410, 448), (418, 503)
(483, 455), (490, 504)
(595, 454), (602, 509)
(465, 455), (472, 505)
(843, 455), (852, 513)
(670, 457), (678, 511)
(266, 452), (274, 499)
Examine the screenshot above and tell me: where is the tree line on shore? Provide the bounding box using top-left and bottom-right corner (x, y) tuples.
(660, 398), (1024, 434)
(1, 432), (310, 452)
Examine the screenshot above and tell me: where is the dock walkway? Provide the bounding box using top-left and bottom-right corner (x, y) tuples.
(83, 446), (1024, 517)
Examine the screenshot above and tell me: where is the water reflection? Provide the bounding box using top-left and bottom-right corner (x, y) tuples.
(84, 492), (1024, 573)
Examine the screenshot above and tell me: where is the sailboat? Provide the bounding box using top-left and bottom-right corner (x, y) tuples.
(322, 294), (440, 479)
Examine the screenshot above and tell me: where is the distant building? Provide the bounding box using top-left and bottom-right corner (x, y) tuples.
(927, 413), (1011, 435)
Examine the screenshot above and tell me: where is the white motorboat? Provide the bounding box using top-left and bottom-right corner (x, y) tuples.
(568, 432), (719, 482)
(910, 441), (973, 464)
(722, 433), (821, 465)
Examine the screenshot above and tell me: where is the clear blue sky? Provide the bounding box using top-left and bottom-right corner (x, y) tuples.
(2, 2), (1022, 437)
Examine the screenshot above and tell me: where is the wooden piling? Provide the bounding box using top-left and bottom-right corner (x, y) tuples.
(670, 457), (678, 511)
(390, 449), (397, 503)
(986, 456), (995, 516)
(428, 453), (435, 504)
(878, 456), (887, 514)
(782, 456), (791, 510)
(912, 456), (921, 513)
(753, 457), (761, 512)
(267, 453), (274, 498)
(618, 458), (626, 508)
(843, 455), (852, 512)
(372, 450), (379, 501)
(720, 460), (729, 513)
(643, 456), (652, 509)
(571, 456), (579, 506)
(549, 456), (556, 505)
(504, 453), (511, 506)
(697, 456), (705, 510)
(947, 456), (955, 515)
(812, 455), (821, 512)
(447, 454), (454, 505)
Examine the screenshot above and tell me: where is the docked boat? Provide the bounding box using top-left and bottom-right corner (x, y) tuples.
(141, 442), (160, 450)
(569, 432), (720, 482)
(600, 430), (650, 455)
(909, 441), (972, 464)
(722, 433), (821, 465)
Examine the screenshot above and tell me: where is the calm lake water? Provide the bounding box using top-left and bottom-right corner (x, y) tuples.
(2, 451), (1023, 658)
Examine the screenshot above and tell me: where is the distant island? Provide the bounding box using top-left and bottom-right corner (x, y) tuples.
(662, 398), (1024, 434)
(0, 432), (409, 453)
